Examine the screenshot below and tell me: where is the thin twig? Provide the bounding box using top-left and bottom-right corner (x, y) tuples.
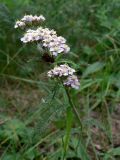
(64, 86), (83, 131)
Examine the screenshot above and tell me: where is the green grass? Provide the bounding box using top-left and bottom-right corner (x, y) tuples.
(0, 0), (120, 159)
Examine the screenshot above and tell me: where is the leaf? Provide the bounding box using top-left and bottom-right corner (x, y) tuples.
(2, 153), (22, 160)
(83, 62), (105, 77)
(71, 137), (91, 160)
(103, 147), (120, 160)
(78, 141), (91, 160)
(79, 78), (102, 91)
(83, 45), (93, 55)
(111, 72), (120, 89)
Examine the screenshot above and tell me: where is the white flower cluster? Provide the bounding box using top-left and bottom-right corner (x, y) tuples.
(14, 15), (45, 29)
(20, 27), (56, 43)
(43, 35), (70, 56)
(48, 64), (75, 77)
(21, 27), (70, 56)
(64, 75), (80, 89)
(47, 64), (80, 89)
(14, 14), (79, 89)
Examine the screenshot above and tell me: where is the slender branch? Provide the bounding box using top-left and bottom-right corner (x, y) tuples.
(64, 86), (83, 131)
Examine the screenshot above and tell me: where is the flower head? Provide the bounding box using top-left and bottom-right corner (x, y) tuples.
(47, 64), (75, 78)
(14, 15), (45, 29)
(20, 27), (57, 43)
(48, 64), (80, 90)
(64, 75), (80, 89)
(43, 35), (70, 56)
(21, 27), (70, 56)
(21, 15), (45, 23)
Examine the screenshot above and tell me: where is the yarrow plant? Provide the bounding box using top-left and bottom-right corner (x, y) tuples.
(15, 14), (81, 159)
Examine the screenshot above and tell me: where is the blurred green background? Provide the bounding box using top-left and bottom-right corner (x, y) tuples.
(0, 0), (120, 159)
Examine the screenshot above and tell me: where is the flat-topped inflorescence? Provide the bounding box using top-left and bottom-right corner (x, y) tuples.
(14, 15), (45, 29)
(47, 64), (80, 89)
(47, 64), (75, 77)
(21, 27), (70, 56)
(21, 15), (45, 23)
(20, 27), (56, 43)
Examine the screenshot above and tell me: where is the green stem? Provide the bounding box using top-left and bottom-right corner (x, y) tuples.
(64, 86), (83, 131)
